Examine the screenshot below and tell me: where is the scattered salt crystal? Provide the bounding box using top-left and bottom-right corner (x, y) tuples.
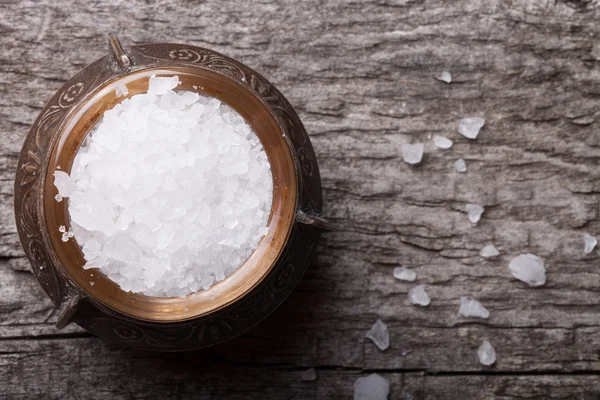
(480, 244), (499, 258)
(54, 76), (273, 297)
(365, 319), (389, 351)
(115, 82), (128, 97)
(57, 165), (61, 170)
(55, 194), (63, 202)
(401, 143), (424, 165)
(301, 368), (317, 382)
(584, 233), (597, 254)
(459, 296), (489, 319)
(393, 266), (417, 281)
(61, 232), (69, 242)
(509, 254), (546, 287)
(478, 340), (496, 366)
(59, 225), (66, 233)
(458, 117), (485, 139)
(436, 71), (452, 83)
(433, 135), (453, 149)
(455, 158), (467, 172)
(354, 374), (390, 400)
(89, 281), (95, 286)
(409, 285), (430, 306)
(465, 203), (484, 224)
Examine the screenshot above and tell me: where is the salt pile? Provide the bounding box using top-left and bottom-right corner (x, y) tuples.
(584, 233), (597, 254)
(401, 143), (424, 164)
(409, 285), (430, 306)
(458, 117), (485, 139)
(459, 296), (489, 319)
(354, 374), (390, 400)
(477, 340), (496, 366)
(480, 244), (499, 258)
(455, 158), (467, 172)
(433, 135), (453, 149)
(365, 319), (389, 351)
(54, 76), (273, 297)
(393, 266), (417, 281)
(301, 368), (317, 382)
(465, 203), (484, 224)
(509, 254), (546, 287)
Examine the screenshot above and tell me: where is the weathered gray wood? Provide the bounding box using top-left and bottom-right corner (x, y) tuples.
(2, 0), (600, 397)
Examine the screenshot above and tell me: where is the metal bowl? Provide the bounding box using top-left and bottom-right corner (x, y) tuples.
(14, 36), (330, 351)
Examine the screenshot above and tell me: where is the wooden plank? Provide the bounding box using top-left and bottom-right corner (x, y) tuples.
(2, 338), (600, 399)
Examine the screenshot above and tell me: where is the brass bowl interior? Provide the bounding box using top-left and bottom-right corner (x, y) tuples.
(43, 67), (297, 322)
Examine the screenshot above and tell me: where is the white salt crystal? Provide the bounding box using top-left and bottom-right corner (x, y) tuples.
(433, 135), (453, 149)
(436, 71), (452, 83)
(365, 319), (389, 351)
(61, 232), (69, 242)
(480, 244), (499, 258)
(148, 75), (180, 95)
(53, 171), (77, 197)
(465, 203), (484, 224)
(459, 296), (490, 319)
(409, 285), (430, 306)
(509, 254), (546, 287)
(354, 374), (390, 400)
(455, 158), (467, 172)
(301, 368), (317, 382)
(393, 266), (417, 281)
(54, 76), (273, 297)
(401, 143), (424, 165)
(458, 117), (485, 139)
(59, 225), (66, 233)
(584, 233), (597, 254)
(478, 340), (496, 366)
(115, 82), (128, 97)
(55, 194), (63, 202)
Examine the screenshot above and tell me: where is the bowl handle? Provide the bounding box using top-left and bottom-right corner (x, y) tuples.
(296, 210), (334, 232)
(55, 291), (85, 330)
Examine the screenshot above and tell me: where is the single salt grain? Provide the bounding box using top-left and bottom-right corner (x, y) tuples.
(365, 319), (389, 351)
(301, 368), (317, 382)
(455, 159), (467, 172)
(433, 135), (453, 149)
(478, 340), (496, 366)
(115, 82), (128, 97)
(409, 285), (430, 306)
(59, 225), (66, 233)
(584, 233), (597, 254)
(354, 374), (390, 400)
(90, 281), (95, 286)
(465, 203), (484, 224)
(54, 76), (273, 297)
(55, 194), (63, 202)
(436, 71), (452, 83)
(458, 117), (485, 139)
(401, 143), (424, 165)
(61, 232), (69, 242)
(393, 266), (417, 281)
(459, 296), (490, 319)
(480, 244), (500, 258)
(509, 254), (546, 287)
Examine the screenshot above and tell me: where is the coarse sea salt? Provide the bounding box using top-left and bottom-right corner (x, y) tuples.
(455, 158), (467, 173)
(365, 319), (389, 351)
(509, 254), (546, 287)
(433, 135), (453, 149)
(480, 244), (499, 258)
(409, 284), (430, 306)
(466, 203), (484, 224)
(393, 266), (417, 281)
(459, 296), (490, 319)
(436, 71), (452, 83)
(354, 374), (390, 400)
(584, 233), (597, 255)
(478, 340), (496, 366)
(458, 117), (485, 139)
(53, 76), (273, 297)
(401, 143), (424, 165)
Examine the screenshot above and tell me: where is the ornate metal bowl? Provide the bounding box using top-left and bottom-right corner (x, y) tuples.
(14, 36), (330, 351)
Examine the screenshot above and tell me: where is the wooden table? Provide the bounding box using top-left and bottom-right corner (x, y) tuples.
(2, 1), (600, 398)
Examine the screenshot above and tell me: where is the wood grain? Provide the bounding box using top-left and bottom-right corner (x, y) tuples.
(2, 0), (600, 398)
